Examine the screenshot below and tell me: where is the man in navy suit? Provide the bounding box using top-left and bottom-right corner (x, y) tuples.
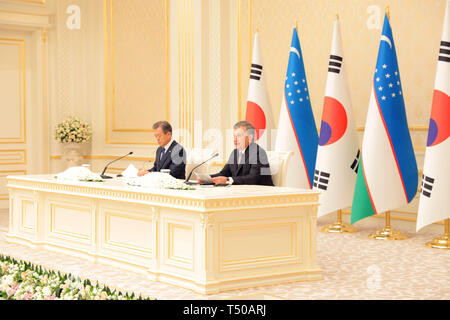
(207, 121), (274, 186)
(138, 121), (186, 179)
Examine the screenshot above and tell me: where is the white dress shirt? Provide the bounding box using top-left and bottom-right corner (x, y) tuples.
(160, 138), (174, 160)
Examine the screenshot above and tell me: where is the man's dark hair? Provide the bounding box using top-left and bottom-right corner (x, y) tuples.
(233, 121), (256, 142)
(153, 121), (172, 134)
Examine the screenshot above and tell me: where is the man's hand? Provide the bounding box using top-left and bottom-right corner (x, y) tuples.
(211, 176), (227, 185)
(137, 169), (149, 177)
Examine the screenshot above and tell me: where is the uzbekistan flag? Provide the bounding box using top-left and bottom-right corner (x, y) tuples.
(246, 32), (274, 147)
(417, 1), (450, 231)
(275, 27), (319, 189)
(315, 19), (360, 217)
(351, 14), (418, 224)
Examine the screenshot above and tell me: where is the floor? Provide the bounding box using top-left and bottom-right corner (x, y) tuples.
(0, 209), (449, 300)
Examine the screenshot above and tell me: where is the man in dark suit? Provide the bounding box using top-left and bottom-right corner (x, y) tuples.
(138, 121), (186, 179)
(207, 121), (274, 186)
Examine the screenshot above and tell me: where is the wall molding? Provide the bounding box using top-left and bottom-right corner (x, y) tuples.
(0, 9), (51, 28)
(0, 38), (26, 144)
(103, 0), (169, 145)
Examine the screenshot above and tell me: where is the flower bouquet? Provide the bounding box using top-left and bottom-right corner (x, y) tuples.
(54, 117), (92, 144)
(55, 166), (103, 182)
(0, 255), (152, 300)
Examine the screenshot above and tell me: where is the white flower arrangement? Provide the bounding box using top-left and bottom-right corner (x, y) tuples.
(55, 166), (103, 182)
(54, 116), (92, 144)
(125, 172), (195, 190)
(0, 255), (152, 300)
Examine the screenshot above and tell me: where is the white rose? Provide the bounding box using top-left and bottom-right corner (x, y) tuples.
(5, 275), (15, 285)
(0, 281), (9, 292)
(42, 286), (52, 297)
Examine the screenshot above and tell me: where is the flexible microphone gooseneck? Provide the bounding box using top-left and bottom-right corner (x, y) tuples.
(184, 152), (219, 185)
(100, 152), (134, 179)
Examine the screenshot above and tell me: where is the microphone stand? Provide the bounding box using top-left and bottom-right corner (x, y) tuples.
(184, 153), (219, 185)
(100, 152), (134, 179)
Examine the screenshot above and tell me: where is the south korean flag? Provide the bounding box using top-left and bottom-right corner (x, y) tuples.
(417, 1), (450, 231)
(314, 18), (360, 217)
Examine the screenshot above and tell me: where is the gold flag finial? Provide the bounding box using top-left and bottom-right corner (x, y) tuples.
(336, 13), (339, 20)
(386, 6), (390, 20)
(256, 27), (259, 34)
(295, 20), (299, 32)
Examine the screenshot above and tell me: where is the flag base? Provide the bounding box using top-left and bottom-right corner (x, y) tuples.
(426, 219), (450, 249)
(368, 227), (408, 240)
(425, 235), (450, 249)
(322, 221), (358, 233)
(321, 210), (358, 233)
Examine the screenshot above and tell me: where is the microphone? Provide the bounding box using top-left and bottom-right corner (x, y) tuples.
(184, 152), (219, 185)
(100, 152), (133, 179)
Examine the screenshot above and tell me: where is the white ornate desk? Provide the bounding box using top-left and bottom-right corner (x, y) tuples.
(6, 175), (322, 294)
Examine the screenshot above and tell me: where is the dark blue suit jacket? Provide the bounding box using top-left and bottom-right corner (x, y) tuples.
(211, 142), (274, 186)
(149, 141), (186, 180)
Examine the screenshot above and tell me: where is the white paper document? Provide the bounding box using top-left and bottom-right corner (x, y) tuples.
(194, 172), (212, 183)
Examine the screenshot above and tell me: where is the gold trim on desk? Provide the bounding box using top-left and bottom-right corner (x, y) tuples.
(7, 177), (319, 213)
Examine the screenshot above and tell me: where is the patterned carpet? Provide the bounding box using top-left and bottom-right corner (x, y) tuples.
(0, 210), (448, 300)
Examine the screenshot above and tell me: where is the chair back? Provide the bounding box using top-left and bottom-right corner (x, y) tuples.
(266, 150), (294, 187)
(185, 148), (215, 180)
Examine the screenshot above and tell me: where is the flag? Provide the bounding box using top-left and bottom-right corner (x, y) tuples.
(351, 14), (418, 224)
(275, 27), (319, 189)
(245, 32), (274, 146)
(416, 1), (450, 231)
(314, 19), (360, 217)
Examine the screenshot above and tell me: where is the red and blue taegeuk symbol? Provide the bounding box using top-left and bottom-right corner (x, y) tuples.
(319, 96), (348, 146)
(427, 90), (450, 147)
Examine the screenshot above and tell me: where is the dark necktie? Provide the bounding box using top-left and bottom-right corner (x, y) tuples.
(160, 148), (166, 161)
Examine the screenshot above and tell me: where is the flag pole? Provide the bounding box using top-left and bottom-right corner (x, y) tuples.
(368, 211), (408, 240)
(425, 219), (450, 249)
(322, 209), (358, 233)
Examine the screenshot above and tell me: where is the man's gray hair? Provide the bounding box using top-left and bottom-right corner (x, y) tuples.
(153, 121), (172, 134)
(233, 121), (256, 140)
